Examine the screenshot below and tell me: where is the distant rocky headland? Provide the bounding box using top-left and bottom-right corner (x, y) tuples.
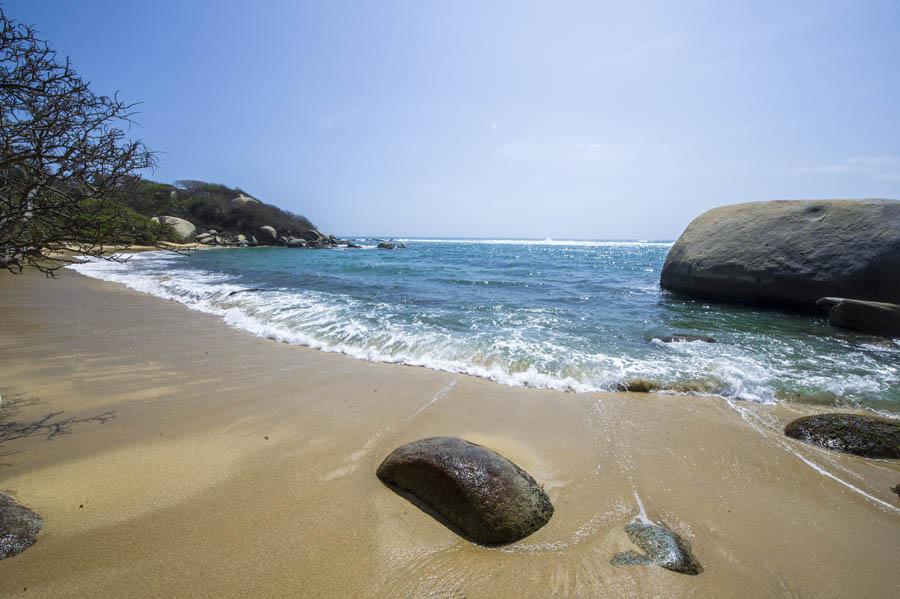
(123, 179), (359, 249)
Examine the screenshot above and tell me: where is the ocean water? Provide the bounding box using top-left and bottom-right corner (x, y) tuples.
(69, 239), (900, 412)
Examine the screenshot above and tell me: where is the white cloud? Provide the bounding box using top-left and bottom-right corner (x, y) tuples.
(791, 156), (900, 180)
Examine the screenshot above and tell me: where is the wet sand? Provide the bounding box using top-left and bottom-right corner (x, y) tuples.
(0, 270), (898, 597)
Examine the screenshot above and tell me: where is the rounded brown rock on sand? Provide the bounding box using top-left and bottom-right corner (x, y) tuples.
(376, 436), (554, 545)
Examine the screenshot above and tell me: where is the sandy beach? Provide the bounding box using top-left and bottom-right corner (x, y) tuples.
(0, 269), (898, 598)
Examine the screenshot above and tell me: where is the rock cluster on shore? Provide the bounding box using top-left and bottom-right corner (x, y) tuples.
(184, 222), (359, 249)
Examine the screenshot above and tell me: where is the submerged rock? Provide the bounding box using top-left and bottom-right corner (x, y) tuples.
(817, 297), (900, 337)
(0, 493), (43, 560)
(784, 413), (900, 459)
(656, 334), (717, 344)
(376, 437), (554, 545)
(660, 199), (900, 310)
(611, 520), (702, 575)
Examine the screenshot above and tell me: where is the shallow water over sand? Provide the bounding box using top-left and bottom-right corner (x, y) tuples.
(70, 240), (900, 411)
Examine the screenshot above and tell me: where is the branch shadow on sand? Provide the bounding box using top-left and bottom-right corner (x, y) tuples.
(0, 393), (116, 467)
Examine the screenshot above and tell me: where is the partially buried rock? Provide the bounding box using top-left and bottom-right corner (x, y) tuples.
(0, 493), (43, 560)
(611, 520), (702, 575)
(784, 413), (900, 459)
(376, 437), (553, 545)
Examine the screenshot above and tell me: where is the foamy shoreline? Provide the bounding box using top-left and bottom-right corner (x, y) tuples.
(65, 246), (900, 409)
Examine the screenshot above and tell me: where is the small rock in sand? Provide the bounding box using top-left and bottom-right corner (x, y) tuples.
(611, 520), (702, 575)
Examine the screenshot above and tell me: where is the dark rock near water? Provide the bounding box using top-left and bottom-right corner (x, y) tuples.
(376, 436), (554, 545)
(611, 520), (702, 575)
(226, 288), (262, 297)
(891, 484), (900, 498)
(660, 199), (900, 310)
(656, 334), (717, 344)
(817, 297), (900, 337)
(784, 413), (900, 458)
(616, 379), (658, 393)
(0, 493), (43, 560)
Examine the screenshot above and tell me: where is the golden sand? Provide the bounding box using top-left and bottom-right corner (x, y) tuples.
(0, 271), (898, 597)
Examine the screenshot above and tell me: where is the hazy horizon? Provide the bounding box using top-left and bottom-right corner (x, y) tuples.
(10, 0), (900, 239)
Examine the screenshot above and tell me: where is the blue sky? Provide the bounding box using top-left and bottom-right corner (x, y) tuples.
(8, 0), (900, 238)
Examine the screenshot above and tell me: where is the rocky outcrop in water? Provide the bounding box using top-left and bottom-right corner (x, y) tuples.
(660, 199), (900, 310)
(611, 520), (702, 575)
(376, 437), (554, 545)
(656, 334), (717, 343)
(784, 413), (900, 458)
(0, 493), (43, 560)
(377, 241), (406, 250)
(817, 297), (900, 337)
(150, 215), (196, 240)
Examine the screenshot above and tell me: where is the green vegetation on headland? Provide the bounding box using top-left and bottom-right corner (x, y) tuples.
(123, 179), (314, 239)
(116, 178), (329, 246)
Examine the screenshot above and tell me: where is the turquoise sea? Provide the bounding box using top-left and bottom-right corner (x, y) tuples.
(70, 239), (900, 412)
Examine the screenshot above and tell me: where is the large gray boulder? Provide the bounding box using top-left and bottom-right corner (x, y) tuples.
(660, 200), (900, 309)
(817, 297), (900, 337)
(257, 226), (277, 244)
(150, 216), (196, 241)
(0, 493), (43, 560)
(377, 437), (554, 545)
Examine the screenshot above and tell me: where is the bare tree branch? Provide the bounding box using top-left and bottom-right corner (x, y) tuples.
(1, 8), (165, 276)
